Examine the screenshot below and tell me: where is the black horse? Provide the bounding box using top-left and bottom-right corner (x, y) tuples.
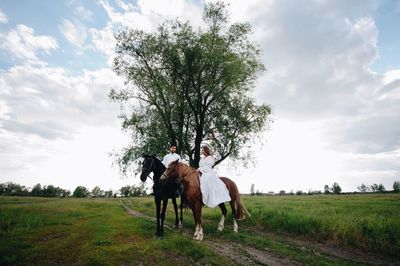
(140, 155), (184, 239)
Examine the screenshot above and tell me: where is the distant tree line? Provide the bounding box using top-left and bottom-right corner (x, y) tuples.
(119, 184), (148, 197)
(250, 180), (400, 196)
(323, 182), (342, 194)
(0, 182), (70, 197)
(357, 181), (400, 193)
(0, 182), (148, 198)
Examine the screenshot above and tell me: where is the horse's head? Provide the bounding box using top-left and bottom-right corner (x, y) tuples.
(140, 155), (156, 182)
(160, 159), (180, 182)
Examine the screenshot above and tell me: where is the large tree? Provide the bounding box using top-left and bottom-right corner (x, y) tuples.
(111, 2), (271, 173)
(73, 186), (90, 198)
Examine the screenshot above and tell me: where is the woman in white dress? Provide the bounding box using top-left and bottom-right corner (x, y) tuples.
(197, 146), (231, 208)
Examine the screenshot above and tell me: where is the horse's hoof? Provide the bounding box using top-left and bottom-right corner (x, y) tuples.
(196, 235), (203, 241)
(178, 224), (183, 229)
(157, 236), (163, 240)
(217, 225), (224, 231)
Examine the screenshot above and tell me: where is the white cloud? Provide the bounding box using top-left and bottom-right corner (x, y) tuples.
(91, 0), (203, 60)
(0, 25), (58, 61)
(90, 0), (159, 64)
(74, 4), (93, 21)
(0, 62), (128, 189)
(241, 0), (399, 141)
(66, 0), (93, 20)
(89, 24), (115, 60)
(0, 124), (131, 192)
(115, 0), (135, 12)
(137, 0), (184, 16)
(97, 0), (155, 31)
(0, 8), (8, 24)
(0, 99), (11, 118)
(212, 0), (399, 192)
(252, 16), (380, 118)
(0, 63), (124, 139)
(59, 18), (88, 48)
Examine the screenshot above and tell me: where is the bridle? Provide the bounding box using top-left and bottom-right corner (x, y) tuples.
(161, 162), (182, 183)
(142, 157), (155, 181)
(161, 166), (174, 181)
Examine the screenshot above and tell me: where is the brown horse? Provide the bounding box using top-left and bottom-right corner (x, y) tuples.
(160, 160), (250, 241)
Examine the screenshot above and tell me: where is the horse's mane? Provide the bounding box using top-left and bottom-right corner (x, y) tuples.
(178, 162), (200, 187)
(144, 155), (165, 169)
(145, 155), (160, 162)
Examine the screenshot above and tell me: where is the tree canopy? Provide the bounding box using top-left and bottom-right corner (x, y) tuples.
(111, 1), (271, 173)
(73, 186), (90, 198)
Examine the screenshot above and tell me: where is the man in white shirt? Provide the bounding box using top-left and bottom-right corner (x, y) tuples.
(162, 142), (181, 168)
(162, 142), (184, 198)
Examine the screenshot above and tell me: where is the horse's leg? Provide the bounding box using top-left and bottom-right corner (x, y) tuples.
(155, 196), (161, 237)
(229, 201), (238, 233)
(194, 202), (203, 241)
(179, 196), (184, 228)
(217, 203), (227, 232)
(172, 196), (179, 228)
(233, 218), (239, 233)
(191, 206), (199, 239)
(160, 198), (168, 238)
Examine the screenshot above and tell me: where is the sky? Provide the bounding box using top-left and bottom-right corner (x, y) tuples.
(0, 0), (399, 194)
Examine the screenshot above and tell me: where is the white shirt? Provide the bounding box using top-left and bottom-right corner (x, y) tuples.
(162, 153), (181, 167)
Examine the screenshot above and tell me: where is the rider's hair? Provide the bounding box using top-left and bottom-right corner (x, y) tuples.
(201, 145), (212, 156)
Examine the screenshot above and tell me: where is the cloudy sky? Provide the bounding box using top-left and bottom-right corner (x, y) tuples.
(0, 0), (399, 194)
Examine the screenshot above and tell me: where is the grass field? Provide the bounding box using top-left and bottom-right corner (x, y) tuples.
(1, 194), (399, 265)
(126, 194), (400, 256)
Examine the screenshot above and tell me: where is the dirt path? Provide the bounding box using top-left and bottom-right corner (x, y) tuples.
(120, 201), (302, 265)
(238, 226), (400, 266)
(204, 240), (301, 266)
(120, 201), (399, 265)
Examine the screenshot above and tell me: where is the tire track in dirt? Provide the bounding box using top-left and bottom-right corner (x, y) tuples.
(120, 201), (301, 265)
(238, 227), (400, 266)
(204, 239), (302, 266)
(120, 200), (174, 230)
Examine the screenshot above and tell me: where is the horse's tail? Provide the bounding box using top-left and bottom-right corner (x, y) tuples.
(178, 183), (189, 211)
(180, 190), (190, 211)
(234, 188), (251, 220)
(221, 177), (251, 220)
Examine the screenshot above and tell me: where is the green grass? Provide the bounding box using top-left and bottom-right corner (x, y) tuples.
(1, 194), (399, 265)
(0, 196), (230, 265)
(244, 194), (400, 255)
(126, 193), (400, 257)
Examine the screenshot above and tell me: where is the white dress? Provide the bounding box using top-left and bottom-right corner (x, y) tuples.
(198, 156), (231, 208)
